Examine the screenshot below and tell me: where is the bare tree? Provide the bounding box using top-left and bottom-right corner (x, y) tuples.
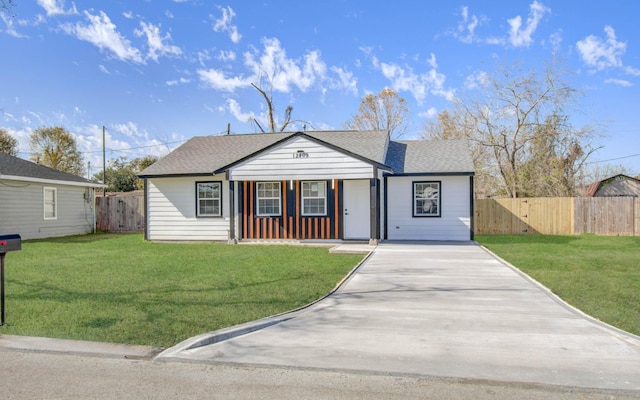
(0, 127), (18, 156)
(29, 126), (85, 176)
(250, 82), (293, 133)
(344, 88), (409, 138)
(0, 0), (14, 16)
(425, 62), (601, 198)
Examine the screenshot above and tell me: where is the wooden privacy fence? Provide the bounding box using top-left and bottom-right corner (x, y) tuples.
(96, 194), (144, 232)
(475, 197), (640, 236)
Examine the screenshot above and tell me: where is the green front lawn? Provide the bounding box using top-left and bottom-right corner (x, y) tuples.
(476, 234), (640, 336)
(0, 233), (363, 348)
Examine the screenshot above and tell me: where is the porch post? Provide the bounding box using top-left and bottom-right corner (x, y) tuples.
(143, 178), (149, 241)
(369, 168), (380, 245)
(228, 180), (236, 244)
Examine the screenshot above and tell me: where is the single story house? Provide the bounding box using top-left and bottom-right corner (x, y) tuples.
(583, 174), (640, 197)
(138, 130), (475, 243)
(0, 152), (105, 240)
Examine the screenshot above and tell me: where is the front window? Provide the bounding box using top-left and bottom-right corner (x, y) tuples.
(413, 181), (441, 217)
(44, 187), (57, 220)
(196, 182), (221, 217)
(302, 181), (327, 216)
(257, 182), (281, 216)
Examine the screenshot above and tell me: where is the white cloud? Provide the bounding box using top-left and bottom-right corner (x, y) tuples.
(61, 11), (144, 64)
(37, 0), (78, 16)
(244, 37), (327, 93)
(98, 64), (110, 74)
(507, 1), (550, 47)
(418, 107), (438, 119)
(123, 11), (134, 19)
(546, 30), (563, 52)
(166, 77), (191, 86)
(198, 37), (346, 100)
(577, 25), (627, 71)
(374, 54), (450, 104)
(464, 70), (490, 90)
(330, 66), (358, 95)
(112, 121), (145, 138)
(227, 98), (255, 123)
(1, 13), (28, 38)
(212, 6), (242, 44)
(197, 68), (251, 91)
(605, 78), (633, 87)
(134, 21), (182, 62)
(217, 50), (236, 62)
(196, 49), (213, 67)
(453, 6), (484, 44)
(625, 66), (640, 76)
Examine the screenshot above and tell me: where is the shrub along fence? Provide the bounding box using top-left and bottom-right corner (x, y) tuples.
(96, 193), (144, 232)
(475, 197), (640, 236)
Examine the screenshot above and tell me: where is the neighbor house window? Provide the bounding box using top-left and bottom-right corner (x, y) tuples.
(413, 181), (441, 217)
(196, 182), (222, 217)
(257, 182), (281, 216)
(43, 187), (57, 220)
(302, 181), (327, 216)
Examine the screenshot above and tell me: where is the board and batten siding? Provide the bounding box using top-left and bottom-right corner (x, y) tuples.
(0, 179), (96, 240)
(147, 177), (232, 241)
(386, 175), (472, 241)
(228, 136), (375, 181)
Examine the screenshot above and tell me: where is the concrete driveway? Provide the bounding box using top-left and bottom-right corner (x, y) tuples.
(159, 242), (640, 392)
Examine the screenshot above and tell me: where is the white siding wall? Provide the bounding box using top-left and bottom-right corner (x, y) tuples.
(229, 137), (374, 181)
(386, 175), (472, 241)
(147, 177), (231, 241)
(0, 179), (95, 240)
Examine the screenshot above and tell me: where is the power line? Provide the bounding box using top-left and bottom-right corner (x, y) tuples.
(81, 139), (188, 154)
(586, 153), (640, 164)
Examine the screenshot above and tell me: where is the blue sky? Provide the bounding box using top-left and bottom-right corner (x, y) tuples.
(1, 1), (639, 177)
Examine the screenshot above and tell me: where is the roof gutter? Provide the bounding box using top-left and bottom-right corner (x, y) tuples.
(0, 174), (107, 188)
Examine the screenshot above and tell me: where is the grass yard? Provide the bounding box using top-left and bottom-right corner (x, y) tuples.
(476, 234), (640, 336)
(0, 233), (363, 348)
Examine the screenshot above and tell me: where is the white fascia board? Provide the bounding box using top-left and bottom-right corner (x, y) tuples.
(0, 174), (107, 188)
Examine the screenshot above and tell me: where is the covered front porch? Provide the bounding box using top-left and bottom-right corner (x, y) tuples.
(231, 178), (379, 242)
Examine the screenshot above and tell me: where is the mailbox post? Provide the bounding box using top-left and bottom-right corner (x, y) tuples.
(0, 234), (21, 326)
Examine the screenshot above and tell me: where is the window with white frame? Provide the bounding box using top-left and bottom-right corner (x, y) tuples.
(43, 187), (57, 220)
(302, 181), (327, 216)
(256, 182), (281, 216)
(196, 182), (222, 217)
(413, 181), (441, 217)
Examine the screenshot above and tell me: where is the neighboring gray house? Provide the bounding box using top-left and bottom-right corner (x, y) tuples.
(584, 174), (640, 198)
(0, 152), (105, 240)
(138, 130), (475, 243)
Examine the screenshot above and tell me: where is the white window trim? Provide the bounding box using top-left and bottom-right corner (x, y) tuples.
(301, 181), (327, 216)
(413, 181), (441, 217)
(256, 181), (282, 217)
(43, 187), (57, 220)
(196, 181), (222, 217)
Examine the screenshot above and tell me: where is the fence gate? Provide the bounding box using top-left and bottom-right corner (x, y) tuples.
(96, 194), (145, 232)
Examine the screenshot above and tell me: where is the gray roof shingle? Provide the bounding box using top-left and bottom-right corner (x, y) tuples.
(139, 130), (390, 177)
(385, 139), (475, 174)
(138, 130), (474, 177)
(0, 152), (101, 185)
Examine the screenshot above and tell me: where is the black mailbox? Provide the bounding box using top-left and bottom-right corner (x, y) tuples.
(0, 234), (21, 253)
(1, 233), (21, 326)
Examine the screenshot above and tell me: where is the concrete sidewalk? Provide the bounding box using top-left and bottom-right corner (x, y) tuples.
(158, 242), (640, 392)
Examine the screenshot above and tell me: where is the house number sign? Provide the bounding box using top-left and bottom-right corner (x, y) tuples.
(293, 150), (309, 159)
